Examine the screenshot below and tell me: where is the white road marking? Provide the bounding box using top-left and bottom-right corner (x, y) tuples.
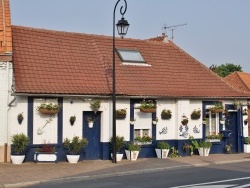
(170, 176), (250, 188)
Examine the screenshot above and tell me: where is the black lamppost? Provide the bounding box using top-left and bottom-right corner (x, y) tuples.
(112, 0), (129, 163)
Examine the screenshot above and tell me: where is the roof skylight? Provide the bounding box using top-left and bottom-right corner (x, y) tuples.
(116, 49), (146, 63)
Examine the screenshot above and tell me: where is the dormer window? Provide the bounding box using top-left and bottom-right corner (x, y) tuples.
(116, 49), (146, 63)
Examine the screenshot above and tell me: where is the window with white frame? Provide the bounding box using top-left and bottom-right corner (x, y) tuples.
(205, 112), (219, 136)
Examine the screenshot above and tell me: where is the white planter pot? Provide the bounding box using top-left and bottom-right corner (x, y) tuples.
(198, 148), (210, 156)
(111, 153), (123, 162)
(155, 149), (169, 159)
(11, 155), (25, 164)
(125, 150), (139, 161)
(34, 152), (57, 163)
(66, 154), (80, 163)
(244, 144), (250, 153)
(88, 122), (94, 128)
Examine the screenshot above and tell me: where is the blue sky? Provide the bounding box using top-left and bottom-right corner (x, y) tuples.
(10, 0), (250, 73)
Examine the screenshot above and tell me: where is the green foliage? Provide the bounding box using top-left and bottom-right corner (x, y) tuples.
(11, 133), (30, 154)
(134, 136), (152, 142)
(90, 99), (101, 111)
(109, 136), (126, 152)
(36, 102), (60, 111)
(169, 146), (179, 158)
(37, 143), (56, 153)
(189, 136), (200, 150)
(206, 132), (223, 140)
(199, 140), (212, 148)
(127, 142), (141, 151)
(244, 137), (250, 144)
(116, 109), (127, 115)
(140, 99), (156, 109)
(161, 109), (172, 116)
(63, 136), (88, 154)
(211, 63), (242, 77)
(156, 141), (170, 149)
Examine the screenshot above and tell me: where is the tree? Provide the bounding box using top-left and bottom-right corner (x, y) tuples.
(210, 63), (242, 77)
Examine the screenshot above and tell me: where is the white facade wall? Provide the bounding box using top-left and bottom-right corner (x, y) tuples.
(8, 96), (28, 144)
(8, 96), (248, 152)
(156, 99), (176, 140)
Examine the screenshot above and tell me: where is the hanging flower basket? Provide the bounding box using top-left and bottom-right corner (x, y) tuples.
(140, 108), (156, 113)
(161, 114), (171, 119)
(116, 109), (126, 119)
(116, 114), (126, 119)
(191, 114), (201, 120)
(210, 108), (224, 113)
(161, 109), (172, 119)
(181, 115), (189, 125)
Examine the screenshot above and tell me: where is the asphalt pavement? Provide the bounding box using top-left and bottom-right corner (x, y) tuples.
(0, 153), (250, 188)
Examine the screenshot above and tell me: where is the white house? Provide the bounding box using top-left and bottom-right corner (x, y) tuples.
(0, 0), (249, 162)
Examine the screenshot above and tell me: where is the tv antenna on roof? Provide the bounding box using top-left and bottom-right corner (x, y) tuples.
(162, 23), (187, 42)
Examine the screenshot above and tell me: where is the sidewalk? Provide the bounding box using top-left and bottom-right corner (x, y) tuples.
(1, 153), (250, 188)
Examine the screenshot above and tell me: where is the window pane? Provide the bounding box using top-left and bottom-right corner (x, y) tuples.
(134, 129), (141, 137)
(143, 129), (149, 137)
(116, 49), (145, 63)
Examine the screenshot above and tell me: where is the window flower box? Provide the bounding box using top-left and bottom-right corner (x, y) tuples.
(37, 102), (60, 115)
(34, 152), (58, 163)
(134, 135), (152, 145)
(206, 139), (221, 143)
(139, 99), (156, 113)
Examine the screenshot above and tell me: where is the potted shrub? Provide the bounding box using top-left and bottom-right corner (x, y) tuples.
(37, 102), (60, 115)
(125, 142), (141, 161)
(17, 113), (24, 124)
(139, 99), (156, 113)
(198, 140), (212, 156)
(191, 109), (201, 120)
(161, 109), (172, 119)
(244, 137), (250, 153)
(69, 115), (76, 126)
(155, 141), (170, 159)
(63, 136), (88, 163)
(34, 143), (57, 163)
(90, 99), (101, 113)
(109, 136), (126, 162)
(10, 133), (30, 164)
(116, 109), (126, 119)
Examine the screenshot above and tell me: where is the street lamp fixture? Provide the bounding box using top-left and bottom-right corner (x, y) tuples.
(112, 0), (129, 163)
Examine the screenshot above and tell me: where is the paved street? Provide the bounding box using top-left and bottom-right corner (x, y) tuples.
(0, 153), (250, 188)
(27, 161), (250, 188)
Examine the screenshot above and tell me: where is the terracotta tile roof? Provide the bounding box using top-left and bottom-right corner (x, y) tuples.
(12, 26), (250, 98)
(224, 72), (250, 93)
(0, 0), (12, 57)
